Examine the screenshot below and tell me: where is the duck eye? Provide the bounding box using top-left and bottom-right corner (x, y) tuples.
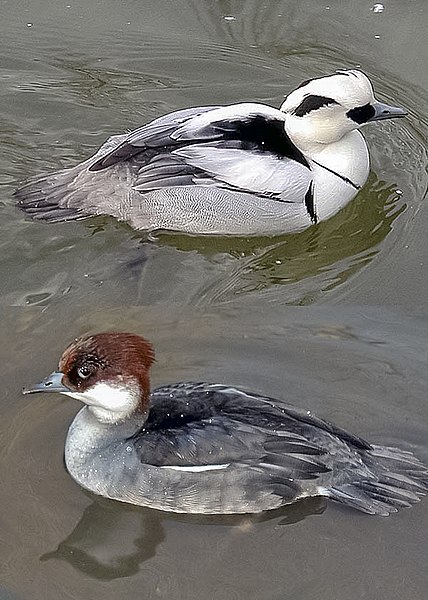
(77, 364), (94, 379)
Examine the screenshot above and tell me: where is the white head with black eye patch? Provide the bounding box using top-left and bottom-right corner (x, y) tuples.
(281, 70), (406, 149)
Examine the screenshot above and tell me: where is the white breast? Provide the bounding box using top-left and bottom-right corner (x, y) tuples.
(310, 130), (370, 221)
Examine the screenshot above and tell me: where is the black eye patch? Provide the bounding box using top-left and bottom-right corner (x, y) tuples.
(346, 103), (375, 124)
(293, 95), (339, 117)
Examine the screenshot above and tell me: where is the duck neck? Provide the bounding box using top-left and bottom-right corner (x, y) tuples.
(65, 405), (147, 468)
(286, 126), (370, 190)
(64, 405), (148, 498)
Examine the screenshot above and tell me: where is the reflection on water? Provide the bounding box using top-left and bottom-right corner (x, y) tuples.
(159, 173), (404, 305)
(0, 170), (407, 309)
(41, 496), (325, 580)
(41, 500), (166, 580)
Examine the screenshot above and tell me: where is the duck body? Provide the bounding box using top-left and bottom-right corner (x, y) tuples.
(24, 333), (428, 516)
(64, 381), (424, 515)
(15, 70), (405, 236)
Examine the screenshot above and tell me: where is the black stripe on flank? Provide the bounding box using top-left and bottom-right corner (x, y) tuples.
(311, 159), (361, 191)
(304, 183), (317, 224)
(217, 115), (310, 168)
(293, 95), (339, 117)
(346, 103), (375, 124)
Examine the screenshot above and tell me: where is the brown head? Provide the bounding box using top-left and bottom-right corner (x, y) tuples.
(24, 332), (156, 423)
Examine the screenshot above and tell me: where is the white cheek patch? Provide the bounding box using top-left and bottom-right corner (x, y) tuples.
(62, 390), (92, 403)
(160, 464), (230, 472)
(63, 382), (139, 415)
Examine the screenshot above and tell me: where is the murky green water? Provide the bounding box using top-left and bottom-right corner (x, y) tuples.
(1, 1), (427, 598)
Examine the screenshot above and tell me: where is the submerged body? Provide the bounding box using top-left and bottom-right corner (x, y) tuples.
(24, 333), (428, 515)
(15, 70), (406, 236)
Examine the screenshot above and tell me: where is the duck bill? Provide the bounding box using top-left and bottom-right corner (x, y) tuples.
(369, 101), (407, 122)
(23, 371), (69, 395)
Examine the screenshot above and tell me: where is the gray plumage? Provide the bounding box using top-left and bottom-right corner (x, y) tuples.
(15, 104), (315, 235)
(65, 383), (428, 515)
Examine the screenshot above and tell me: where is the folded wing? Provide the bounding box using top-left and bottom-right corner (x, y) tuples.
(16, 104), (314, 233)
(92, 103), (313, 203)
(136, 383), (348, 481)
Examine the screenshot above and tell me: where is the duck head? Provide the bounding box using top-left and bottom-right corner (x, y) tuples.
(281, 69), (407, 151)
(23, 333), (155, 424)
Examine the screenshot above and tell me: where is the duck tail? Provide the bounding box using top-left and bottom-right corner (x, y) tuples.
(327, 445), (428, 516)
(14, 166), (89, 223)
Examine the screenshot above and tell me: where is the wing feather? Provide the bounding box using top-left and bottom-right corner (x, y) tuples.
(90, 103), (312, 202)
(131, 383), (370, 484)
(90, 106), (220, 170)
(173, 144), (311, 202)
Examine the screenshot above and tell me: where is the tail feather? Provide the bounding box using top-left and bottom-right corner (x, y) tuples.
(15, 168), (87, 222)
(15, 132), (134, 224)
(376, 472), (428, 493)
(15, 156), (135, 225)
(327, 444), (428, 516)
(360, 481), (421, 504)
(370, 444), (426, 464)
(328, 486), (396, 516)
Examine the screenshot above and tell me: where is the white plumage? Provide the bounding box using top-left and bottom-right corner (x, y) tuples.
(15, 70), (406, 236)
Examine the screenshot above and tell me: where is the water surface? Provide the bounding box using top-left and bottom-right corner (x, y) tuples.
(1, 1), (428, 599)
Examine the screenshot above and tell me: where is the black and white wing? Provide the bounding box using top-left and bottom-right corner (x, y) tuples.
(16, 104), (315, 233)
(89, 105), (221, 170)
(91, 103), (313, 204)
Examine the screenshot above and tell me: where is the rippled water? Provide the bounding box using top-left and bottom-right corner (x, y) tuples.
(1, 1), (428, 599)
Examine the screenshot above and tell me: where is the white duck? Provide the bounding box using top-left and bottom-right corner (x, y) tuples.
(16, 70), (406, 236)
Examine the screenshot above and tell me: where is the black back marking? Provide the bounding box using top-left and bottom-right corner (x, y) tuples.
(346, 103), (375, 124)
(293, 95), (339, 118)
(91, 114), (310, 172)
(216, 115), (310, 168)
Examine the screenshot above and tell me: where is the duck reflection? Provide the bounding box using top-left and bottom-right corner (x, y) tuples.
(40, 496), (325, 580)
(40, 499), (165, 580)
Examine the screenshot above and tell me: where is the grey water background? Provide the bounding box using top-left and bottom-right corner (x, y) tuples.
(1, 0), (428, 598)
